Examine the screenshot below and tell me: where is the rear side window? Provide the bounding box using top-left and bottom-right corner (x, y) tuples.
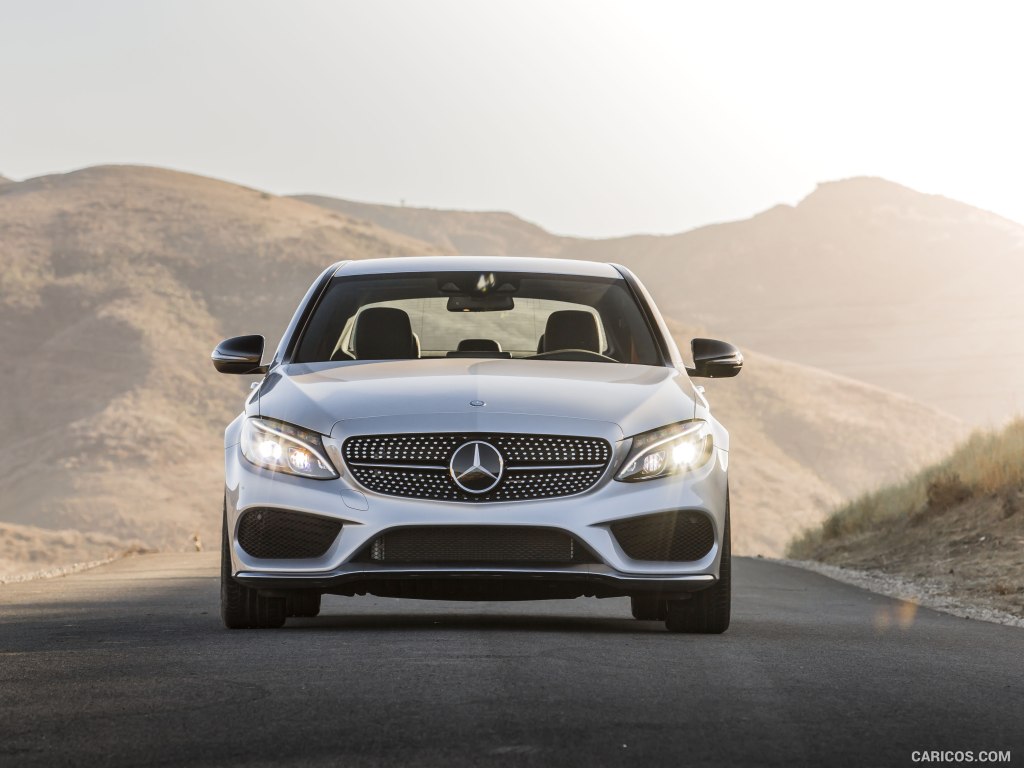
(292, 271), (663, 366)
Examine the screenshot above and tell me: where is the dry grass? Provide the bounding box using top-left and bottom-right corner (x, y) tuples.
(790, 418), (1024, 557)
(787, 419), (1024, 617)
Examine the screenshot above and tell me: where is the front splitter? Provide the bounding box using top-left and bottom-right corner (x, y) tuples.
(235, 564), (715, 598)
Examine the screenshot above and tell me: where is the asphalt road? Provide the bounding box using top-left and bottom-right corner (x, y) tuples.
(1, 554), (1021, 768)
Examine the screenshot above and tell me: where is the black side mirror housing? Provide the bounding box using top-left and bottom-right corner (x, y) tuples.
(211, 335), (268, 375)
(688, 338), (743, 378)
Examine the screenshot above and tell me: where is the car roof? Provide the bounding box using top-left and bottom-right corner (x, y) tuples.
(334, 256), (621, 279)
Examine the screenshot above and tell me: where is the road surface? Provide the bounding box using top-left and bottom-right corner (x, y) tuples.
(1, 553), (1021, 767)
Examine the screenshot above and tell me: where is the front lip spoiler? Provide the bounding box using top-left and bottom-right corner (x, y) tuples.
(234, 565), (716, 593)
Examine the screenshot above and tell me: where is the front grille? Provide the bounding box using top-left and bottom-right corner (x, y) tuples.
(343, 433), (612, 502)
(237, 508), (343, 559)
(358, 526), (594, 564)
(610, 510), (716, 562)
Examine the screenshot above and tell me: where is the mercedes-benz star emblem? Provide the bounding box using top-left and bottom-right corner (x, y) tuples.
(449, 440), (504, 494)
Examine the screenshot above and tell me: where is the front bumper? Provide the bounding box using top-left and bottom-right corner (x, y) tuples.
(224, 413), (730, 598)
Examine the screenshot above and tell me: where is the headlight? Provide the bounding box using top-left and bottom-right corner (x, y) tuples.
(240, 417), (338, 479)
(615, 420), (714, 482)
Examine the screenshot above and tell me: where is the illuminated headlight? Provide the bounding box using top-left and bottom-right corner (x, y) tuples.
(240, 417), (338, 479)
(615, 420), (714, 482)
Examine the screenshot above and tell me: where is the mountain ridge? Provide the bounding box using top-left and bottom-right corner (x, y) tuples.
(296, 176), (1024, 423)
(0, 164), (966, 573)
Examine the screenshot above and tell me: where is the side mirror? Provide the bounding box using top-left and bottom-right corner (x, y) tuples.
(688, 338), (743, 378)
(211, 335), (268, 375)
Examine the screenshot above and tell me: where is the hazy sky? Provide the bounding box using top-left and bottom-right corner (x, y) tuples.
(3, 1), (1023, 237)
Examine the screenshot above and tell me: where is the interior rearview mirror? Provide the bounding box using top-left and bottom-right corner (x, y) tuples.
(688, 338), (743, 378)
(211, 335), (267, 375)
(446, 294), (514, 312)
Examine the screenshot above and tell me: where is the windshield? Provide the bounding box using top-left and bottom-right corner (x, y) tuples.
(292, 271), (664, 365)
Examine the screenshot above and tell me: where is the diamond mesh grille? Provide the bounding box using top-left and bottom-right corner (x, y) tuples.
(342, 432), (612, 502)
(345, 434), (461, 464)
(610, 510), (716, 562)
(491, 468), (607, 501)
(350, 467), (460, 501)
(492, 435), (609, 465)
(237, 508), (343, 559)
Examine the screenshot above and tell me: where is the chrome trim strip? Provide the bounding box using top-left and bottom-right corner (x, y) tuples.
(348, 462), (448, 471)
(237, 566), (715, 585)
(348, 462), (607, 472)
(506, 464), (606, 471)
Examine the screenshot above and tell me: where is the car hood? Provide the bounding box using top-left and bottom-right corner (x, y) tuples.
(256, 358), (697, 438)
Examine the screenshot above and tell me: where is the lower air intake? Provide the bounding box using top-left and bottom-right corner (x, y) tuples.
(237, 508), (343, 559)
(610, 510), (716, 562)
(361, 526), (594, 564)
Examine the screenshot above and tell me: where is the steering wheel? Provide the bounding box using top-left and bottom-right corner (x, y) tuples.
(525, 349), (618, 363)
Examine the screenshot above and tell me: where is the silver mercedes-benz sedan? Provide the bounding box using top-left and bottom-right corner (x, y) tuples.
(212, 257), (742, 632)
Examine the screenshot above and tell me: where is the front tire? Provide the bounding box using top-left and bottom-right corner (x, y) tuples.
(664, 505), (731, 634)
(286, 592), (322, 618)
(630, 595), (666, 621)
(221, 502), (287, 629)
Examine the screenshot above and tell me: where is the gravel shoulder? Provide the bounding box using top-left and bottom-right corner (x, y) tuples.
(777, 557), (1024, 629)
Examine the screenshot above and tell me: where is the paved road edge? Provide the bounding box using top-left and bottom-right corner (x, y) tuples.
(773, 557), (1024, 629)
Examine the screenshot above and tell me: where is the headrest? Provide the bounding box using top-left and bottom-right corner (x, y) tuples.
(542, 310), (600, 353)
(457, 338), (502, 352)
(354, 307), (418, 360)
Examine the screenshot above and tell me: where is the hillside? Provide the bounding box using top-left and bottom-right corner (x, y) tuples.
(692, 348), (962, 561)
(0, 165), (438, 571)
(0, 165), (962, 575)
(789, 419), (1024, 618)
(674, 335), (963, 555)
(299, 181), (1024, 423)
